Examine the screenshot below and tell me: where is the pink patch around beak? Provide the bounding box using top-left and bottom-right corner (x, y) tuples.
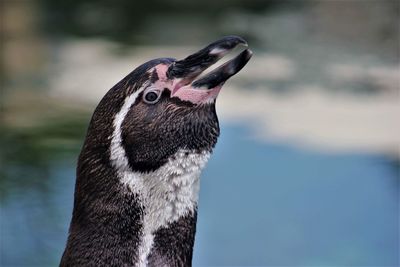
(152, 64), (222, 104)
(171, 85), (222, 104)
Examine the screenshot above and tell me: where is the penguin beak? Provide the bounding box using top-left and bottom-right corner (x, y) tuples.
(191, 49), (253, 89)
(167, 36), (252, 104)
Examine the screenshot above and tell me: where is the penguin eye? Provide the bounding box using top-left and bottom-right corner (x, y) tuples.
(143, 90), (161, 104)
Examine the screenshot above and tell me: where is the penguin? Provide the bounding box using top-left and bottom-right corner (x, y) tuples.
(60, 36), (252, 267)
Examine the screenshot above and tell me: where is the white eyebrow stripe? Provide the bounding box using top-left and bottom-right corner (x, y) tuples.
(110, 85), (147, 172)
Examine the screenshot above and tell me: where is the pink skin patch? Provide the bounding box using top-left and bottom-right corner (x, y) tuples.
(154, 64), (169, 82)
(151, 64), (223, 104)
(171, 85), (222, 104)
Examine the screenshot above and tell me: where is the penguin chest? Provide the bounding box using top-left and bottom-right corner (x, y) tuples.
(119, 149), (210, 230)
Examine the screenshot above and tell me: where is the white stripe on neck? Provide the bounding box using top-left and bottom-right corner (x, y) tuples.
(110, 86), (146, 174)
(110, 85), (210, 267)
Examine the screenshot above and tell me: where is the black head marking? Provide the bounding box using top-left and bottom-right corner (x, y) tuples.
(150, 68), (159, 84)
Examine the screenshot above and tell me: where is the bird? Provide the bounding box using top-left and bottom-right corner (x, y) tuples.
(60, 36), (252, 267)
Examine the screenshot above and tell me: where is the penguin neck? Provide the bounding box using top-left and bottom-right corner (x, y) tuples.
(119, 150), (209, 226)
(119, 150), (210, 266)
(104, 86), (211, 265)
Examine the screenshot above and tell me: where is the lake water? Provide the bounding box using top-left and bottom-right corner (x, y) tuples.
(1, 123), (398, 266)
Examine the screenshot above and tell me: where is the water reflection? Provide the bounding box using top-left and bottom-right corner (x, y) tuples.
(195, 125), (399, 266)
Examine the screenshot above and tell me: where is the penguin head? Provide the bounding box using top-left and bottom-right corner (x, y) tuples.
(91, 36), (252, 173)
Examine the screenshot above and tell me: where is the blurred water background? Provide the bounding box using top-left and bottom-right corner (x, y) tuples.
(1, 0), (399, 266)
